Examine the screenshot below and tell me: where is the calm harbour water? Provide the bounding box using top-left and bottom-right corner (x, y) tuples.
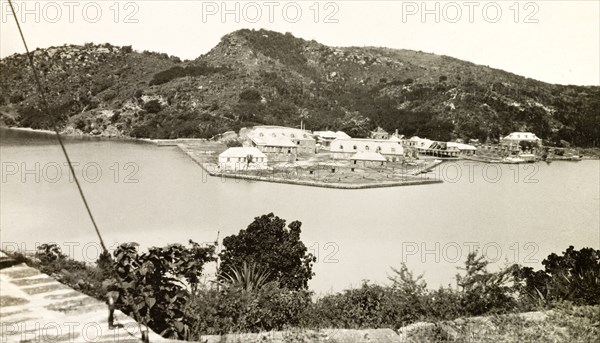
(1, 128), (598, 294)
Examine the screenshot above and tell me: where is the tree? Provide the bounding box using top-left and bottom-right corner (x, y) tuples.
(456, 252), (517, 315)
(225, 140), (242, 148)
(219, 213), (316, 290)
(239, 88), (262, 103)
(514, 246), (600, 306)
(519, 140), (537, 152)
(143, 100), (162, 114)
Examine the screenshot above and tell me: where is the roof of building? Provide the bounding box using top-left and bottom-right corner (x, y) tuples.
(250, 135), (297, 148)
(447, 142), (478, 151)
(248, 126), (315, 141)
(388, 136), (402, 142)
(314, 130), (338, 139)
(331, 138), (401, 144)
(414, 138), (435, 149)
(351, 152), (387, 162)
(220, 147), (267, 158)
(504, 132), (541, 140)
(336, 131), (351, 139)
(314, 130), (351, 140)
(371, 127), (389, 134)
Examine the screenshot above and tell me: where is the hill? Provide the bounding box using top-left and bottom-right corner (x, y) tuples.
(1, 29), (598, 146)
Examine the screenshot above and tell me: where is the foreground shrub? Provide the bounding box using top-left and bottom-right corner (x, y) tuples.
(5, 234), (598, 339)
(111, 241), (215, 339)
(219, 213), (316, 291)
(514, 246), (600, 307)
(187, 283), (312, 336)
(457, 253), (519, 315)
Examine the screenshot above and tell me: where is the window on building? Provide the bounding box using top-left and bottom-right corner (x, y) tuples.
(391, 148), (396, 153)
(376, 146), (382, 152)
(365, 145), (370, 150)
(340, 145), (344, 150)
(227, 158), (230, 162)
(353, 145), (357, 150)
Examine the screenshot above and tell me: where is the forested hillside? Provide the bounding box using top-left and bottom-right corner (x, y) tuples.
(1, 29), (598, 146)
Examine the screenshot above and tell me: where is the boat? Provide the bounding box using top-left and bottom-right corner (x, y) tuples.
(502, 156), (526, 164)
(518, 153), (536, 163)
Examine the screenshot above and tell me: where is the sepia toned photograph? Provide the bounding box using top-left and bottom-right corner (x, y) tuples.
(1, 1), (598, 342)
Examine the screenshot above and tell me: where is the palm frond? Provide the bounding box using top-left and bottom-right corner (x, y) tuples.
(217, 261), (271, 292)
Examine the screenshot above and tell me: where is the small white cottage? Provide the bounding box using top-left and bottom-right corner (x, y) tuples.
(218, 147), (268, 171)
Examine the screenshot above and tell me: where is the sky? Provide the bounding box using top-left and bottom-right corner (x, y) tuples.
(1, 0), (599, 86)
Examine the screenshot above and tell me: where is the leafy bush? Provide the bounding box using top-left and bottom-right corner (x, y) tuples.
(111, 241), (216, 339)
(239, 88), (262, 103)
(36, 243), (67, 264)
(187, 283), (312, 336)
(514, 246), (600, 306)
(17, 101), (72, 129)
(219, 213), (316, 290)
(456, 253), (519, 315)
(310, 282), (393, 329)
(110, 111), (121, 123)
(143, 100), (162, 114)
(130, 110), (226, 139)
(9, 93), (24, 103)
(225, 140), (243, 147)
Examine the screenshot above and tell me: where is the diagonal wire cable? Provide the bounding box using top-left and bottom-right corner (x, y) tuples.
(6, 2), (151, 341)
(6, 0), (107, 253)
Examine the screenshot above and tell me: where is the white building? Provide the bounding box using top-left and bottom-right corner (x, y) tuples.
(370, 127), (389, 140)
(244, 126), (316, 161)
(313, 130), (351, 147)
(330, 138), (404, 162)
(446, 142), (477, 155)
(502, 132), (542, 144)
(409, 137), (476, 157)
(218, 147), (268, 171)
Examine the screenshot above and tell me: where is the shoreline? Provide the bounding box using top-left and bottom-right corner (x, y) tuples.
(1, 126), (58, 136)
(208, 167), (443, 189)
(3, 127), (598, 190)
(0, 125), (156, 144)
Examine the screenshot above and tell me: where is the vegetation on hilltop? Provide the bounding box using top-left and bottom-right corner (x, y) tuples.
(1, 30), (599, 146)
